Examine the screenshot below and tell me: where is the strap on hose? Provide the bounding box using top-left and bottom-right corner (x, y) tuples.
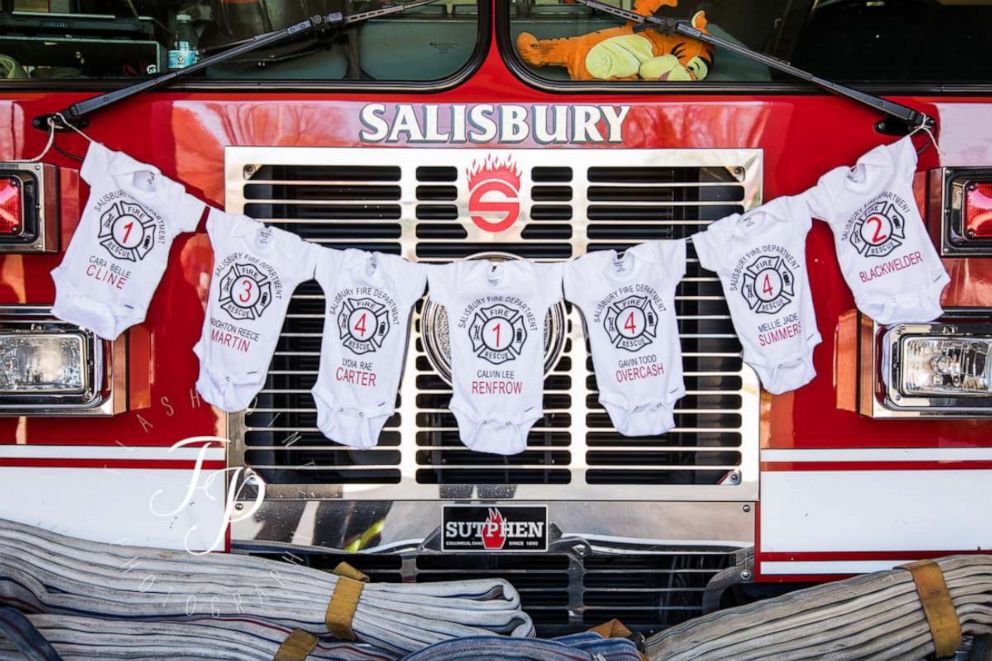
(273, 629), (318, 661)
(588, 618), (648, 661)
(901, 560), (962, 658)
(325, 562), (369, 640)
(588, 619), (633, 639)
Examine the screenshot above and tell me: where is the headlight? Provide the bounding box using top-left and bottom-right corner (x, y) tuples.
(900, 336), (990, 396)
(0, 307), (110, 413)
(883, 320), (992, 414)
(0, 332), (88, 394)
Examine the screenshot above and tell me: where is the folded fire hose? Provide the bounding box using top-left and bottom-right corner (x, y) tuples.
(0, 519), (534, 657)
(0, 609), (394, 660)
(646, 555), (992, 660)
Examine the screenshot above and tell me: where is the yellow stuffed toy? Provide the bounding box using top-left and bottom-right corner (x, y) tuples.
(516, 0), (714, 82)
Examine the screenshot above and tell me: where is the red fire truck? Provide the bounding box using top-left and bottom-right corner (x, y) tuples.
(1, 0), (991, 642)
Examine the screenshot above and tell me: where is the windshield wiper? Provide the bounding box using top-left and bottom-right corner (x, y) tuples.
(572, 0), (933, 130)
(39, 0), (438, 129)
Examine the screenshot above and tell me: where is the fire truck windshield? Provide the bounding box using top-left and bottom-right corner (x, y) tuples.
(507, 0), (992, 86)
(0, 0), (483, 83)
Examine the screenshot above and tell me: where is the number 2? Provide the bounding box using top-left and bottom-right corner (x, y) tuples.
(868, 216), (888, 244)
(238, 279), (253, 303)
(624, 311), (637, 334)
(354, 312), (367, 336)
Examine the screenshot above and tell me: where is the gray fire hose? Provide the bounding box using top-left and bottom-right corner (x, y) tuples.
(0, 612), (393, 660)
(647, 555), (992, 660)
(0, 518), (533, 657)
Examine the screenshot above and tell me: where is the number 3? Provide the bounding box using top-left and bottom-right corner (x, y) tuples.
(238, 279), (253, 303)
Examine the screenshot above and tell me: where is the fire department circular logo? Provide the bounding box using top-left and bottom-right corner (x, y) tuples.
(337, 297), (390, 355)
(466, 155), (522, 234)
(98, 201), (156, 262)
(219, 263), (273, 321)
(469, 303), (527, 365)
(850, 200), (906, 257)
(604, 295), (658, 352)
(742, 254), (795, 315)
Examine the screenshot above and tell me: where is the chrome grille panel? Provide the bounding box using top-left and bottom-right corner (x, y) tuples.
(226, 147), (761, 500)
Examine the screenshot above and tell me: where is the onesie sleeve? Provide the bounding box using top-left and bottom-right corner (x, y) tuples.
(806, 166), (846, 223)
(397, 257), (428, 306)
(691, 224), (723, 276)
(293, 232), (318, 284)
(79, 142), (111, 185)
(312, 244), (344, 290)
(536, 262), (565, 309)
(265, 226), (313, 285)
(426, 263), (457, 307)
(789, 194), (814, 234)
(659, 239), (687, 287)
(205, 207), (236, 246)
(562, 257), (590, 310)
(168, 185), (207, 234)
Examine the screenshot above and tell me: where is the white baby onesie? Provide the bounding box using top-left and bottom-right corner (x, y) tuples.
(312, 248), (426, 449)
(694, 195), (822, 395)
(565, 240), (686, 436)
(806, 136), (949, 324)
(51, 142), (205, 339)
(194, 208), (316, 412)
(427, 260), (563, 456)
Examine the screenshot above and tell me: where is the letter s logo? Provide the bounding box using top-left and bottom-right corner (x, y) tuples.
(466, 156), (522, 233)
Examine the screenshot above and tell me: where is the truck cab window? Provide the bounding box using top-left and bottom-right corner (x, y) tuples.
(0, 0), (482, 83)
(507, 0), (992, 86)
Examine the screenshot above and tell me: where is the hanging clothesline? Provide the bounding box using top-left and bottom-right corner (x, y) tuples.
(37, 129), (948, 456)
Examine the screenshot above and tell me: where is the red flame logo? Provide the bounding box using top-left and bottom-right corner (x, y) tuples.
(481, 508), (507, 550)
(466, 155), (522, 234)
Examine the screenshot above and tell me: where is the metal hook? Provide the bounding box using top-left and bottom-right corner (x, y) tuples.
(54, 112), (95, 144)
(19, 116), (57, 163)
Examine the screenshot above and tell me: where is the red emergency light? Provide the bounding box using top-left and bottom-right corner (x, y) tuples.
(0, 164), (58, 253)
(0, 176), (23, 236)
(964, 181), (992, 240)
(933, 169), (992, 256)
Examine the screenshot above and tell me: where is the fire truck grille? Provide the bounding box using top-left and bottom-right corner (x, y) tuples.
(244, 546), (739, 636)
(227, 147), (761, 501)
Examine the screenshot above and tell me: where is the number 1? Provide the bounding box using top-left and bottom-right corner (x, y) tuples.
(492, 323), (501, 347)
(122, 221), (134, 243)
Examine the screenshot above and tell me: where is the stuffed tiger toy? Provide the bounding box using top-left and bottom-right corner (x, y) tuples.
(516, 0), (714, 82)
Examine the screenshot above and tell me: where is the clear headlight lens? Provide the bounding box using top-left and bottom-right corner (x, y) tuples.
(0, 332), (87, 394)
(901, 336), (991, 396)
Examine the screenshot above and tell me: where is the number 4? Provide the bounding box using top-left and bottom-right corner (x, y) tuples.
(763, 274), (774, 297)
(624, 311), (637, 334)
